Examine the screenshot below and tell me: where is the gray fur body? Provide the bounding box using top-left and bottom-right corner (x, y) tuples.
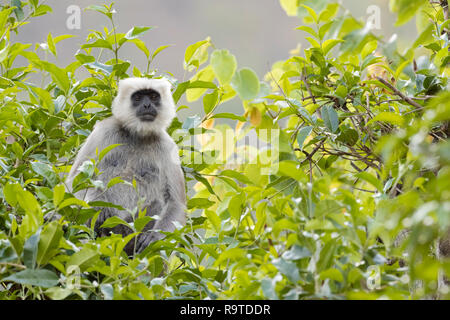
(67, 78), (186, 255)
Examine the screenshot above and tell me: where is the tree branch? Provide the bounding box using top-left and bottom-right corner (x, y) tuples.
(376, 77), (423, 110)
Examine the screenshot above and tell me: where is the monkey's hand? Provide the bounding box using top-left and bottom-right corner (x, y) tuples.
(135, 230), (165, 253)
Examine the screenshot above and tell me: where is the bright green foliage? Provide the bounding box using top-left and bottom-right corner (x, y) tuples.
(0, 0), (449, 300)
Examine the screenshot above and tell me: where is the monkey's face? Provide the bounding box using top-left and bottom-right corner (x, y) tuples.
(131, 89), (161, 122)
(112, 78), (176, 136)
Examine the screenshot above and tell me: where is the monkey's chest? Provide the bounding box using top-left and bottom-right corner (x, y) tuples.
(100, 146), (165, 185)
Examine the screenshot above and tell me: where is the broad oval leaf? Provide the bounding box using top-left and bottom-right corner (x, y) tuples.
(321, 105), (339, 133)
(210, 49), (237, 85)
(296, 126), (313, 151)
(231, 68), (260, 101)
(4, 269), (59, 288)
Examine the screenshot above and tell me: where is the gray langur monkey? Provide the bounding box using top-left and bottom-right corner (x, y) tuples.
(67, 78), (186, 255)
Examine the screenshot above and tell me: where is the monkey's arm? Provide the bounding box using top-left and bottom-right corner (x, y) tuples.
(66, 125), (104, 190)
(156, 166), (186, 231)
(135, 165), (186, 253)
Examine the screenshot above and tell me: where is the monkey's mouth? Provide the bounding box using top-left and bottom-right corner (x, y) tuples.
(139, 114), (156, 122)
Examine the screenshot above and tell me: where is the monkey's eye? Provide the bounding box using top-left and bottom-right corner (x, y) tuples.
(134, 94), (142, 102)
(150, 93), (160, 100)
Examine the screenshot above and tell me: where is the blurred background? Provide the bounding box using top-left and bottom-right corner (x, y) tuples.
(11, 0), (418, 118)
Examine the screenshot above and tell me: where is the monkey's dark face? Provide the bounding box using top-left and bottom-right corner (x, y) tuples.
(131, 89), (161, 122)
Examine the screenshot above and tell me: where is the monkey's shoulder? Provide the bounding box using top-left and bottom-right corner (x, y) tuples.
(96, 117), (179, 166)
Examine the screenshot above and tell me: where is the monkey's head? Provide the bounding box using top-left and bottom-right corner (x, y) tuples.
(112, 78), (176, 136)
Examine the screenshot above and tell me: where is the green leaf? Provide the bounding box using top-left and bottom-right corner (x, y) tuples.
(184, 38), (210, 70)
(335, 85), (348, 98)
(85, 61), (113, 75)
(320, 268), (344, 282)
(58, 198), (90, 210)
(112, 61), (131, 77)
(100, 216), (130, 229)
(0, 43), (9, 64)
(53, 184), (65, 207)
(361, 40), (378, 59)
(280, 0), (298, 16)
(98, 144), (121, 162)
(278, 161), (307, 182)
(210, 113), (246, 122)
(204, 210), (221, 232)
(37, 221), (63, 266)
(3, 183), (20, 206)
(300, 4), (318, 23)
(261, 278), (278, 299)
(210, 49), (237, 85)
(81, 39), (113, 50)
(186, 66), (215, 102)
(336, 127), (359, 146)
(45, 287), (72, 300)
(33, 4), (52, 17)
(203, 90), (219, 114)
(282, 245), (312, 260)
(314, 200), (342, 218)
(228, 193), (245, 221)
(355, 172), (383, 192)
(107, 177), (125, 189)
(17, 190), (42, 222)
(53, 34), (77, 44)
(39, 62), (70, 93)
(4, 269), (59, 288)
(322, 39), (343, 55)
(23, 230), (41, 269)
(47, 32), (56, 56)
(182, 115), (201, 130)
(220, 170), (253, 185)
(124, 26), (152, 40)
(32, 87), (54, 114)
(0, 8), (14, 31)
(134, 216), (153, 232)
(67, 248), (99, 271)
(187, 198), (215, 210)
(85, 5), (112, 19)
(367, 112), (405, 127)
(296, 126), (313, 151)
(296, 26), (319, 39)
(231, 68), (260, 101)
(321, 105), (339, 133)
(11, 142), (23, 160)
(316, 242), (337, 272)
(391, 0), (425, 26)
(31, 162), (59, 187)
(273, 258), (300, 283)
(152, 44), (172, 60)
(215, 247), (245, 266)
(131, 38), (150, 58)
(318, 3), (340, 23)
(255, 202), (267, 236)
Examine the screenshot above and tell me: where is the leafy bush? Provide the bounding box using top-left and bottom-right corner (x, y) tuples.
(0, 0), (449, 300)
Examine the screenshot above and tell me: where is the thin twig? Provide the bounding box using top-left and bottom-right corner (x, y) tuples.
(376, 77), (423, 110)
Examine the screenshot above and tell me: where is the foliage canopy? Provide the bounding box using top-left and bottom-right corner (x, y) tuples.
(0, 0), (449, 300)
